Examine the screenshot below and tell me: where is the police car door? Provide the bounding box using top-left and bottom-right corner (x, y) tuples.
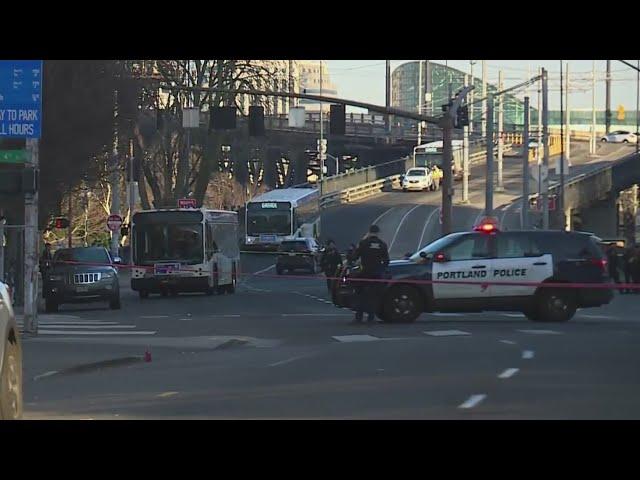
(432, 233), (493, 301)
(491, 232), (553, 297)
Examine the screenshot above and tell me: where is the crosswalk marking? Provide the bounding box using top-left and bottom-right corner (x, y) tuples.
(517, 329), (562, 335)
(332, 334), (380, 343)
(424, 330), (471, 337)
(36, 330), (157, 335)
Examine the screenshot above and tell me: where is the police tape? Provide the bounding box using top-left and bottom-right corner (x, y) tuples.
(49, 259), (640, 291)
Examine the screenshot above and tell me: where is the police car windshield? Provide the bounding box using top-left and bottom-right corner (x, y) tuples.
(406, 169), (426, 177)
(410, 233), (466, 261)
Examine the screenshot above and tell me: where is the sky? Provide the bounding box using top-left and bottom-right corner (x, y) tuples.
(324, 60), (640, 114)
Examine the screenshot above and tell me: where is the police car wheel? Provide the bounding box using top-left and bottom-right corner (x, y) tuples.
(384, 286), (422, 323)
(538, 290), (576, 322)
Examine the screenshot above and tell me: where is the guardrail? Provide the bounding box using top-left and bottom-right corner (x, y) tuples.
(320, 175), (402, 209)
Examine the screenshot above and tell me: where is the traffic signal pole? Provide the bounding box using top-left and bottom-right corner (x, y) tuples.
(23, 138), (39, 334)
(522, 96), (530, 229)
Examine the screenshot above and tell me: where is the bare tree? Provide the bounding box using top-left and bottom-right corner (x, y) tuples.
(132, 60), (287, 209)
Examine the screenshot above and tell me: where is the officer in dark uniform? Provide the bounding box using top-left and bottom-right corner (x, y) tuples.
(351, 225), (389, 324)
(320, 240), (342, 293)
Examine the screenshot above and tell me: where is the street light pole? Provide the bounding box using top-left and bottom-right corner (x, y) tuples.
(485, 93), (494, 216)
(469, 61), (476, 135)
(496, 70), (504, 191)
(637, 59), (639, 154)
(418, 60), (423, 145)
(522, 96), (531, 229)
(591, 60), (597, 155)
(481, 60), (487, 138)
(605, 60), (612, 134)
(542, 68), (550, 230)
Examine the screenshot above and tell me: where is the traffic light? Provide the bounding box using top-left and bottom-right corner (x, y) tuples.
(210, 106), (237, 131)
(248, 106), (265, 136)
(456, 105), (469, 128)
(54, 217), (70, 229)
(329, 104), (346, 135)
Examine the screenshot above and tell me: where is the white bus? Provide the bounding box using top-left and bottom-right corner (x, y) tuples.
(245, 188), (320, 249)
(413, 140), (464, 177)
(130, 208), (240, 298)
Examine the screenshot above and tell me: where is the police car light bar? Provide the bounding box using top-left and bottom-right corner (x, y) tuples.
(473, 217), (500, 233)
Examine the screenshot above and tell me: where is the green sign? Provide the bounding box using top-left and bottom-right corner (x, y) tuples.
(0, 150), (27, 164)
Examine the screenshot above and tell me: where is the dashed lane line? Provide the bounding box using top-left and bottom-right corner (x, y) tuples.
(499, 340), (517, 345)
(459, 394), (487, 409)
(522, 350), (534, 359)
(498, 368), (519, 379)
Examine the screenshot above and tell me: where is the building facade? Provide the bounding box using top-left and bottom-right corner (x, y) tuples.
(392, 61), (531, 133)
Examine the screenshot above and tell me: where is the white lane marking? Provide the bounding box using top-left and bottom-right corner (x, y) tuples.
(157, 391), (179, 398)
(577, 314), (614, 320)
(389, 204), (423, 251)
(522, 350), (534, 359)
(140, 315), (169, 319)
(332, 334), (380, 343)
(281, 313), (351, 317)
(210, 314), (241, 318)
(501, 313), (525, 318)
(179, 318), (192, 321)
(459, 394), (487, 409)
(498, 368), (519, 379)
(424, 330), (471, 337)
(517, 329), (562, 335)
(430, 313), (463, 317)
(31, 324), (137, 329)
(499, 340), (517, 345)
(34, 370), (59, 381)
(253, 264), (275, 275)
(372, 206), (396, 226)
(36, 330), (157, 335)
(268, 354), (313, 367)
(416, 207), (441, 252)
(18, 321), (121, 327)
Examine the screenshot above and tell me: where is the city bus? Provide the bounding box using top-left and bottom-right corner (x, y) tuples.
(413, 140), (463, 178)
(130, 208), (240, 298)
(244, 188), (320, 249)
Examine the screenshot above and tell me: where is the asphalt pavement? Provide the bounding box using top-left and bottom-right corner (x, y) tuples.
(18, 140), (640, 419)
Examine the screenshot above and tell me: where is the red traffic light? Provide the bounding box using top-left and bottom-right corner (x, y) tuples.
(54, 217), (70, 229)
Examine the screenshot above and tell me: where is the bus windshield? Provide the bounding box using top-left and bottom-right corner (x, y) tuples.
(133, 212), (204, 265)
(247, 203), (292, 236)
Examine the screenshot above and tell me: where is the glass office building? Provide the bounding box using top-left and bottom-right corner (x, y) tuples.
(392, 61), (532, 133)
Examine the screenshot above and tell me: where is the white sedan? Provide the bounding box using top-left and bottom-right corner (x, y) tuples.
(402, 167), (433, 192)
(600, 131), (637, 143)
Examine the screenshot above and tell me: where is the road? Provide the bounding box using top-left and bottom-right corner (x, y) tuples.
(18, 140), (640, 419)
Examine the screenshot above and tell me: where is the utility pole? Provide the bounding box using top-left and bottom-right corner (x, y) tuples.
(67, 193), (72, 247)
(128, 139), (136, 266)
(110, 88), (121, 258)
(634, 60), (640, 153)
(417, 60), (423, 145)
(462, 74), (470, 204)
(288, 60), (296, 109)
(496, 70), (504, 191)
(605, 60), (612, 134)
(559, 61), (566, 230)
(522, 96), (531, 229)
(481, 60), (487, 138)
(565, 61), (571, 163)
(385, 60), (391, 142)
(23, 138), (39, 334)
(591, 60), (597, 155)
(542, 68), (550, 230)
(537, 67), (543, 196)
(319, 60), (325, 180)
(441, 85), (474, 234)
(469, 61), (475, 135)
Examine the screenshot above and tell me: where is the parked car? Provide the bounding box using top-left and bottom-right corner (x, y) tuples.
(402, 167), (433, 192)
(600, 131), (637, 143)
(276, 238), (322, 274)
(43, 247), (121, 312)
(0, 281), (22, 420)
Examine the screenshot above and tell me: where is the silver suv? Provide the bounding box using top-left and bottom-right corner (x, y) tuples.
(0, 281), (22, 419)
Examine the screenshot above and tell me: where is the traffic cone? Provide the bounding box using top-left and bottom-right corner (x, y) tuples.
(144, 348), (152, 362)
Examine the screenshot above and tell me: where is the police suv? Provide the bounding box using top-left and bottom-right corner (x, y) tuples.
(334, 221), (613, 323)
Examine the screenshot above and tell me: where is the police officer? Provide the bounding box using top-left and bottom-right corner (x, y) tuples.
(320, 240), (342, 294)
(351, 225), (389, 324)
